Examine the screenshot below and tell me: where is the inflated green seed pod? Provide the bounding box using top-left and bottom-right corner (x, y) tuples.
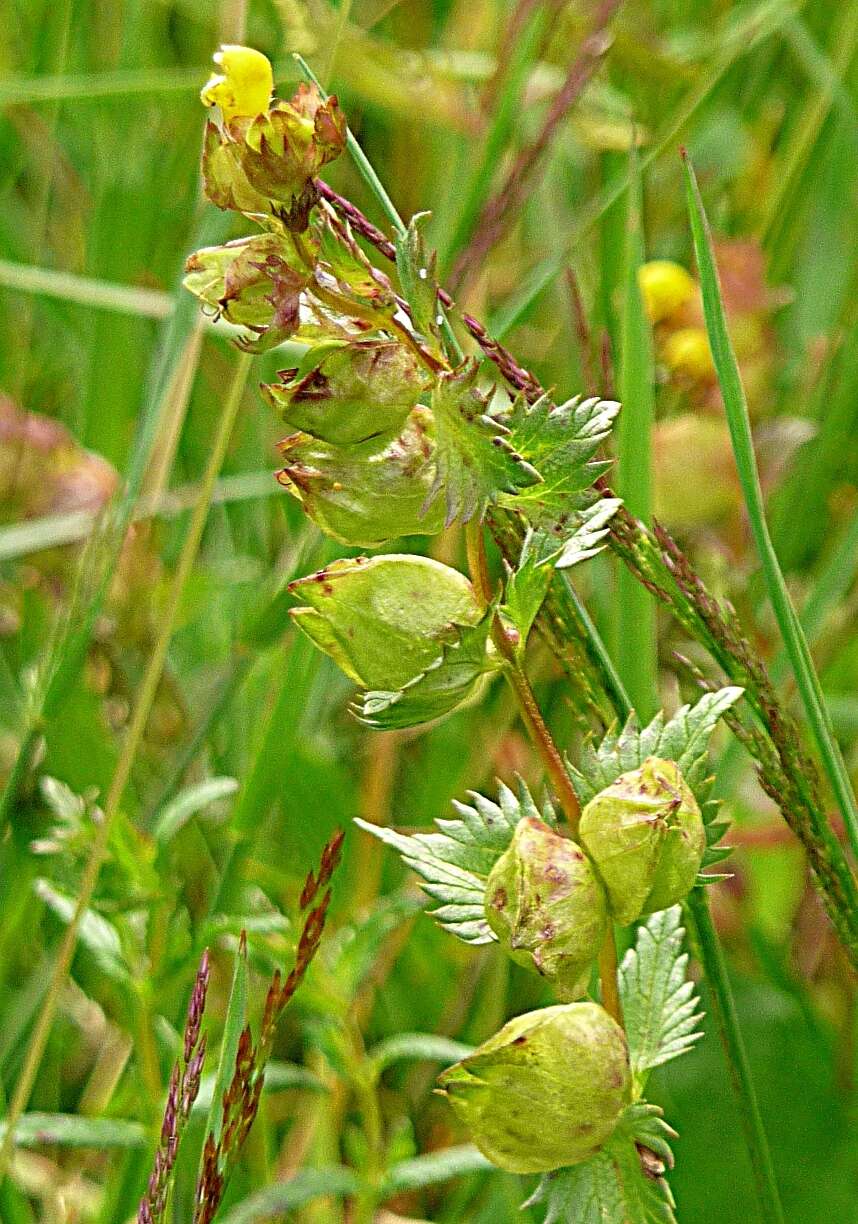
(437, 1002), (631, 1174)
(578, 757), (705, 925)
(183, 233), (307, 330)
(262, 339), (431, 445)
(485, 817), (607, 1000)
(276, 407), (444, 546)
(288, 554), (484, 691)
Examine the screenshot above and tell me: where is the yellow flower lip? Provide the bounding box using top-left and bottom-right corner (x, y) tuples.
(638, 259), (697, 325)
(200, 44), (274, 124)
(661, 326), (715, 380)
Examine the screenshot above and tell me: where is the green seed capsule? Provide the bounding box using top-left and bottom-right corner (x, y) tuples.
(263, 339), (430, 445)
(579, 757), (705, 925)
(485, 817), (607, 1000)
(277, 407), (444, 547)
(438, 1002), (631, 1174)
(288, 554), (484, 691)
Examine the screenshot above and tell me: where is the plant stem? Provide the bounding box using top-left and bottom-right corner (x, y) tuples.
(465, 522), (581, 831)
(685, 888), (785, 1224)
(0, 352), (252, 1183)
(684, 153), (858, 865)
(504, 660), (583, 833)
(597, 928), (622, 1026)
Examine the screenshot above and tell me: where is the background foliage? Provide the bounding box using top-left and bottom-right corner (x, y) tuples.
(1, 0), (857, 1219)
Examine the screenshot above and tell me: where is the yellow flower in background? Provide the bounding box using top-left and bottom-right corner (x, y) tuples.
(201, 45), (274, 124)
(661, 327), (715, 380)
(638, 259), (697, 324)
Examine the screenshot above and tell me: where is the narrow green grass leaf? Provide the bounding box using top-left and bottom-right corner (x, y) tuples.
(0, 259), (171, 317)
(683, 153), (858, 864)
(216, 1167), (360, 1222)
(201, 934), (248, 1155)
(368, 1033), (474, 1074)
(153, 777), (239, 844)
(383, 1145), (494, 1193)
(684, 888), (785, 1224)
(0, 471), (277, 563)
(439, 3), (546, 265)
(616, 139), (657, 721)
(191, 1062), (324, 1114)
(0, 1113), (146, 1149)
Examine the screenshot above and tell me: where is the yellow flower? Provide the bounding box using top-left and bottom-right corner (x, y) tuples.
(200, 45), (273, 124)
(661, 327), (715, 380)
(638, 259), (697, 324)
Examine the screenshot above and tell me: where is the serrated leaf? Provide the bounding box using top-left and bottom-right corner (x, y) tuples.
(502, 393), (620, 525)
(354, 613), (498, 730)
(428, 360), (542, 525)
(524, 1103), (677, 1224)
(568, 687), (743, 871)
(500, 528), (560, 652)
(355, 777), (551, 943)
(619, 906), (704, 1089)
(555, 498), (623, 569)
(395, 210), (443, 355)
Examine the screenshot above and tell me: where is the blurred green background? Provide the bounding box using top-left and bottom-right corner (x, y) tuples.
(1, 0), (857, 1219)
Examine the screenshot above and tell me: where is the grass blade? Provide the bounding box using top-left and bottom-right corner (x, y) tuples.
(200, 933), (248, 1156)
(685, 888), (785, 1224)
(0, 351), (252, 1182)
(616, 140), (657, 721)
(683, 152), (858, 864)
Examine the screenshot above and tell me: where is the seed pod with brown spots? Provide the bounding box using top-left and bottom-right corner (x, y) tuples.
(437, 1002), (631, 1173)
(485, 816), (607, 1000)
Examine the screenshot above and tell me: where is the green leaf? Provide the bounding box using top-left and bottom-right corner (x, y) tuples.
(568, 687), (743, 872)
(33, 880), (129, 984)
(383, 1144), (494, 1194)
(217, 1167), (360, 1222)
(355, 777), (551, 943)
(192, 1061), (325, 1114)
(200, 933), (248, 1157)
(524, 1103), (677, 1224)
(153, 776), (238, 844)
(0, 1113), (146, 1149)
(429, 360), (541, 525)
(554, 498), (624, 569)
(354, 612), (498, 730)
(395, 210), (443, 355)
(617, 137), (657, 722)
(684, 153), (858, 864)
(618, 906), (703, 1090)
(368, 1032), (475, 1075)
(500, 529), (559, 653)
(502, 392), (620, 526)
